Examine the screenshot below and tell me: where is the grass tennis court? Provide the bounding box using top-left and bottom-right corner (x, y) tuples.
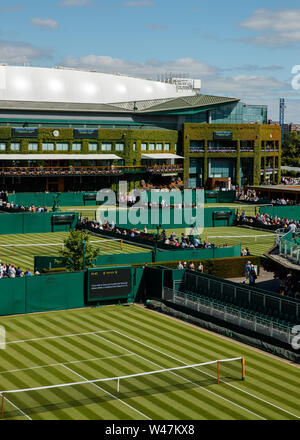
(57, 203), (264, 221)
(0, 232), (150, 273)
(149, 226), (276, 257)
(0, 304), (299, 420)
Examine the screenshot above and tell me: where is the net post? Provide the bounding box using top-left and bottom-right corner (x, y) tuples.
(117, 378), (120, 393)
(121, 239), (123, 251)
(242, 357), (246, 381)
(217, 360), (219, 384)
(1, 392), (4, 419)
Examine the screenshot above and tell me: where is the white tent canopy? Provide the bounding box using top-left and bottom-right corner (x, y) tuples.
(141, 153), (184, 159)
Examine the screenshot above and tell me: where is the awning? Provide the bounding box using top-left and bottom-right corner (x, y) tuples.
(141, 153), (184, 159)
(0, 154), (122, 160)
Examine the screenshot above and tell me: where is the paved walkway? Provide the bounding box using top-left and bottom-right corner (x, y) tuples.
(227, 268), (280, 292)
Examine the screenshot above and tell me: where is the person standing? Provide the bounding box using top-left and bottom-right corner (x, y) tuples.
(244, 261), (251, 284)
(198, 262), (204, 273)
(249, 265), (257, 286)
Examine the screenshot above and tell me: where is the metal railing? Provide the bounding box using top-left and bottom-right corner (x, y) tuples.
(162, 287), (294, 345)
(278, 229), (300, 265)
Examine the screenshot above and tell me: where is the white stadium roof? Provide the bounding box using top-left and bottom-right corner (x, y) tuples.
(0, 65), (200, 105)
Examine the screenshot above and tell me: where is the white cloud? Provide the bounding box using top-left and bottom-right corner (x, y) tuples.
(123, 1), (154, 7)
(61, 55), (217, 78)
(0, 4), (23, 13)
(58, 0), (93, 6)
(0, 40), (53, 63)
(30, 18), (59, 30)
(240, 8), (300, 47)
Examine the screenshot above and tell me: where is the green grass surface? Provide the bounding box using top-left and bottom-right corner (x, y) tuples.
(56, 203), (265, 221)
(149, 226), (276, 257)
(0, 232), (150, 273)
(0, 304), (299, 420)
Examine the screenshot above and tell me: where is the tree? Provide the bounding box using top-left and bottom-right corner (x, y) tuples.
(282, 132), (300, 167)
(58, 229), (99, 272)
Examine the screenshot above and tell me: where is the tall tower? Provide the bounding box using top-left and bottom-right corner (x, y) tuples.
(279, 98), (285, 144)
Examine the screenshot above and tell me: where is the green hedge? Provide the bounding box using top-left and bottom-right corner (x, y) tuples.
(151, 255), (261, 278)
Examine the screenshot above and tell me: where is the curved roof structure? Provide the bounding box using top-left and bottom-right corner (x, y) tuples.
(0, 65), (198, 104)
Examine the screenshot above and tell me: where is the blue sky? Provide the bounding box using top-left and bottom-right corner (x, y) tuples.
(1, 0), (300, 121)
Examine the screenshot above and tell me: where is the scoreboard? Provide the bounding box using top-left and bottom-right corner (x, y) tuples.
(87, 267), (132, 301)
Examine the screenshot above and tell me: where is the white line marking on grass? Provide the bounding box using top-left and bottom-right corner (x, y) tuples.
(1, 395), (32, 421)
(62, 364), (152, 420)
(113, 331), (300, 420)
(0, 353), (135, 376)
(6, 329), (113, 345)
(94, 332), (265, 420)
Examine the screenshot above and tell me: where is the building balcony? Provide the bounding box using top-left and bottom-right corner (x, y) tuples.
(0, 165), (147, 177)
(240, 148), (254, 153)
(146, 164), (184, 174)
(208, 149), (237, 153)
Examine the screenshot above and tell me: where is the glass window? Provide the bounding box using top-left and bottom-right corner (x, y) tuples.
(156, 143), (163, 151)
(101, 143), (112, 151)
(133, 143), (136, 151)
(11, 143), (20, 151)
(0, 143), (6, 151)
(115, 143), (124, 151)
(28, 143), (38, 151)
(149, 143), (155, 151)
(72, 143), (82, 151)
(88, 143), (98, 151)
(141, 143), (147, 151)
(164, 143), (170, 151)
(42, 143), (54, 151)
(56, 143), (69, 151)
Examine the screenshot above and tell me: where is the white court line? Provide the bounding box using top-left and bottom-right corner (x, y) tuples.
(0, 353), (134, 376)
(62, 364), (151, 420)
(1, 395), (32, 421)
(94, 332), (264, 420)
(112, 330), (300, 420)
(5, 329), (113, 345)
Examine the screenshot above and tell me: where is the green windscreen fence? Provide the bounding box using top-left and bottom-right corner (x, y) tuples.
(0, 272), (85, 316)
(0, 212), (78, 234)
(7, 192), (98, 207)
(99, 207), (235, 229)
(7, 190), (237, 208)
(260, 205), (300, 221)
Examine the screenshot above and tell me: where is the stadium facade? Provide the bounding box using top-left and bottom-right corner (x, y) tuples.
(0, 65), (281, 192)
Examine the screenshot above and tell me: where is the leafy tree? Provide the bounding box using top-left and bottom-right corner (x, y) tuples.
(282, 132), (300, 167)
(58, 229), (99, 272)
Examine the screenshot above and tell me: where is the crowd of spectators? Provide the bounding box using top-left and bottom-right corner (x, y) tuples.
(279, 273), (300, 299)
(0, 200), (48, 213)
(0, 262), (39, 278)
(281, 176), (300, 186)
(176, 260), (204, 272)
(237, 209), (300, 231)
(237, 189), (259, 202)
(237, 188), (297, 206)
(79, 217), (217, 250)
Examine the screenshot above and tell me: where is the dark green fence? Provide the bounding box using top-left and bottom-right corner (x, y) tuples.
(7, 192), (98, 207)
(0, 211), (78, 235)
(259, 205), (300, 221)
(99, 207), (236, 229)
(0, 272), (85, 316)
(34, 244), (241, 273)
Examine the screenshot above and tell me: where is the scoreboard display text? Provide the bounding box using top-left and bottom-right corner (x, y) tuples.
(88, 267), (131, 301)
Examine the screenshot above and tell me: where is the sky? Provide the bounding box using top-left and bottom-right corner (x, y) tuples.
(1, 0), (300, 122)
